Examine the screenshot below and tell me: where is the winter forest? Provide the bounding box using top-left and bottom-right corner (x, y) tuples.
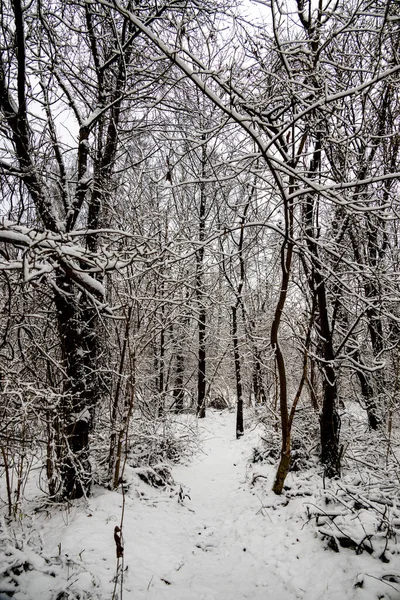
(0, 0), (399, 598)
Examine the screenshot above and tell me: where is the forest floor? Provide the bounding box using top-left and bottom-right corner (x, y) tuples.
(1, 408), (400, 600)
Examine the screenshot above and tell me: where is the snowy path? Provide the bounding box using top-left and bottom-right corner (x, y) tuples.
(168, 411), (274, 600)
(39, 410), (387, 600)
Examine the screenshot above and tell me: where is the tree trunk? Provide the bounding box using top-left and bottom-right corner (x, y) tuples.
(54, 273), (95, 499)
(196, 136), (207, 418)
(232, 304), (244, 438)
(197, 313), (206, 418)
(271, 192), (294, 494)
(108, 306), (132, 486)
(304, 130), (341, 478)
(273, 440), (291, 495)
(356, 364), (380, 430)
(252, 350), (267, 405)
(158, 325), (165, 416)
(310, 258), (341, 478)
(173, 352), (185, 413)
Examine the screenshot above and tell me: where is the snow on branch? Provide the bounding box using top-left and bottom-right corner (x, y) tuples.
(0, 220), (137, 299)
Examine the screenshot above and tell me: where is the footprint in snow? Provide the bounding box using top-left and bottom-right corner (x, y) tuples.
(195, 541), (215, 552)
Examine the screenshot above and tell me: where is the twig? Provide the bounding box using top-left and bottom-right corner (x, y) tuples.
(251, 473), (269, 486)
(364, 573), (400, 593)
(147, 575), (154, 590)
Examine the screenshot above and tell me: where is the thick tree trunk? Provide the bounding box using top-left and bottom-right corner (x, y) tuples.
(54, 272), (98, 499)
(304, 131), (341, 478)
(273, 440), (291, 495)
(311, 264), (341, 478)
(358, 373), (380, 430)
(319, 362), (340, 478)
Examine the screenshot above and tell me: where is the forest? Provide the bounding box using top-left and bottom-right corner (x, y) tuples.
(0, 0), (399, 598)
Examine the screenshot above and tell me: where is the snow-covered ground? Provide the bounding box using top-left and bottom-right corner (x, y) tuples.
(1, 409), (399, 600)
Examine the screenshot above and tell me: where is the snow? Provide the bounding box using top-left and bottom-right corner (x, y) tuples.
(69, 268), (105, 298)
(1, 409), (399, 600)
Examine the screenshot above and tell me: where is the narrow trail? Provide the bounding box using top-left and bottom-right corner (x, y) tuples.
(169, 410), (279, 600)
(176, 409), (257, 520)
(133, 411), (312, 600)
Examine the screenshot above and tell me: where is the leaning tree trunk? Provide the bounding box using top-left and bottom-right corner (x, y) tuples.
(271, 187), (294, 495)
(271, 247), (292, 494)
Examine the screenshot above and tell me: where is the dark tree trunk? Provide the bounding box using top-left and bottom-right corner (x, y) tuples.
(173, 352), (185, 413)
(319, 361), (340, 478)
(304, 131), (341, 479)
(54, 272), (97, 499)
(232, 305), (244, 438)
(245, 317), (267, 405)
(196, 136), (207, 419)
(356, 366), (380, 430)
(158, 325), (165, 416)
(271, 189), (294, 495)
(197, 313), (206, 418)
(309, 250), (340, 478)
(273, 443), (291, 494)
(252, 351), (267, 405)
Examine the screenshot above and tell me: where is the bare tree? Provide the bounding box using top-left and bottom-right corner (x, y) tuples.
(0, 0), (195, 498)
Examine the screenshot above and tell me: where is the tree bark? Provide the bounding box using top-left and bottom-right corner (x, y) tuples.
(173, 352), (185, 413)
(196, 136), (207, 418)
(232, 304), (244, 438)
(54, 273), (94, 499)
(271, 189), (294, 494)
